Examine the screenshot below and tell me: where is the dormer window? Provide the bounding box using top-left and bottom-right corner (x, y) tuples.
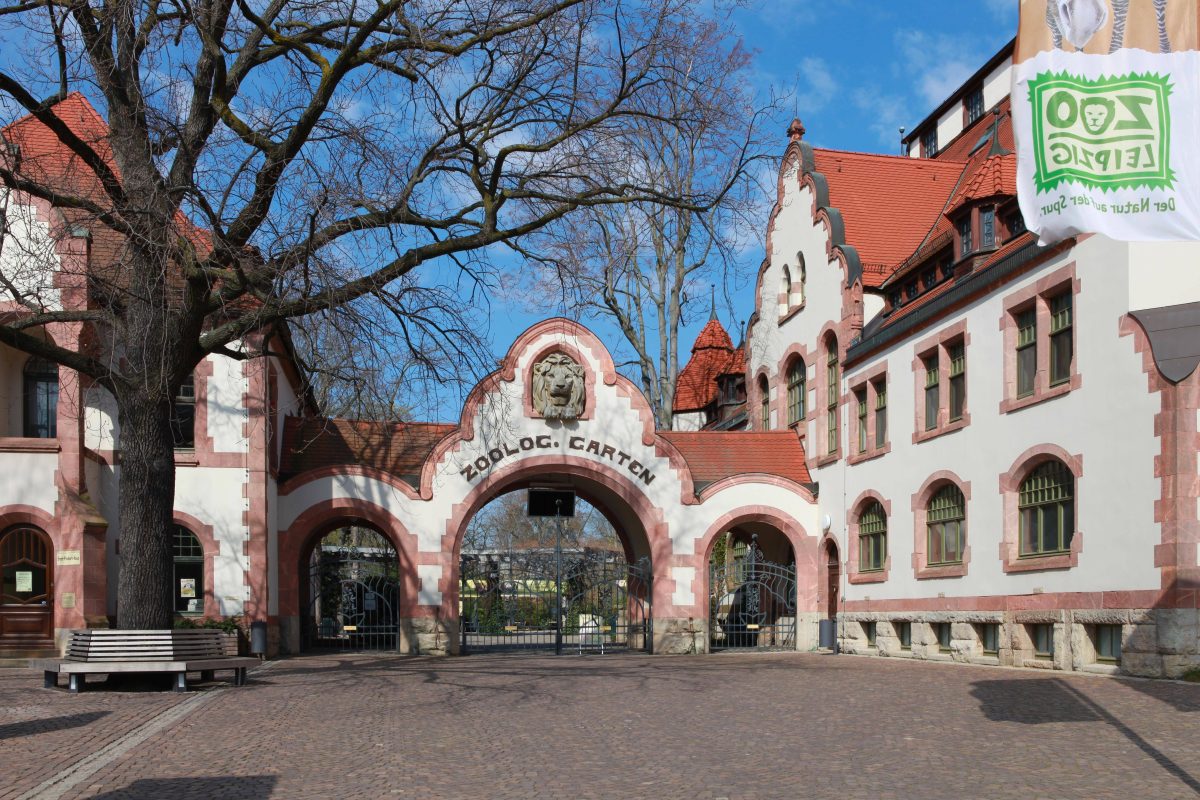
(1006, 209), (1027, 239)
(905, 282), (918, 300)
(921, 129), (938, 158)
(890, 291), (902, 309)
(922, 269), (936, 289)
(958, 216), (973, 258)
(941, 257), (955, 281)
(965, 86), (985, 125)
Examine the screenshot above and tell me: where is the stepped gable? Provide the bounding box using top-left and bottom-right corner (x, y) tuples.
(2, 92), (212, 297)
(280, 417), (456, 486)
(811, 148), (965, 287)
(659, 431), (811, 489)
(673, 316), (742, 413)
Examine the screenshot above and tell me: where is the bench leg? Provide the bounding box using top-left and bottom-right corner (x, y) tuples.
(44, 670), (57, 689)
(68, 674), (82, 693)
(174, 672), (188, 693)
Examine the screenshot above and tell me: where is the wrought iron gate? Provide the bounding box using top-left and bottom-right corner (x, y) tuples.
(709, 535), (797, 651)
(303, 538), (400, 652)
(460, 549), (651, 654)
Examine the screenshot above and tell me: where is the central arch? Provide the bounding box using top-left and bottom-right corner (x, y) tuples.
(443, 455), (667, 655)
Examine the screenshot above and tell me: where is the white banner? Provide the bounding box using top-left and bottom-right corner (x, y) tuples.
(1014, 0), (1200, 243)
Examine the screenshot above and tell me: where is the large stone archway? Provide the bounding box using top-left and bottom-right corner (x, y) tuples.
(274, 319), (820, 655)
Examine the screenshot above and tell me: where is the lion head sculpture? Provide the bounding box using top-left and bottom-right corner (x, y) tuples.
(532, 353), (586, 420)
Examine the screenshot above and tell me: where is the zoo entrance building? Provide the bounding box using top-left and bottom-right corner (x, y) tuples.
(3, 39), (1200, 678)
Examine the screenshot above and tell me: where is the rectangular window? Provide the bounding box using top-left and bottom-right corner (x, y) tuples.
(1030, 624), (1054, 657)
(1016, 308), (1036, 398)
(1049, 292), (1073, 386)
(1094, 625), (1122, 662)
(170, 375), (197, 449)
(966, 87), (985, 124)
(874, 379), (887, 448)
(855, 389), (867, 453)
(827, 352), (839, 455)
(948, 342), (966, 422)
(897, 621), (912, 650)
(935, 622), (952, 652)
(922, 129), (938, 158)
(958, 215), (973, 257)
(1007, 210), (1027, 238)
(922, 268), (936, 289)
(864, 621), (877, 647)
(981, 207), (995, 249)
(977, 623), (1000, 654)
(924, 354), (939, 431)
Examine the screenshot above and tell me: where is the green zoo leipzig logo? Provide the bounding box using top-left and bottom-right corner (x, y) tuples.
(1028, 71), (1174, 193)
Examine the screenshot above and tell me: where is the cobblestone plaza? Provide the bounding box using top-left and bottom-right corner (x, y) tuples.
(3, 653), (1199, 800)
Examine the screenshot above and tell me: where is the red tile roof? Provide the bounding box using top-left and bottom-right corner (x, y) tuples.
(660, 431), (811, 486)
(812, 149), (965, 286)
(280, 417), (456, 481)
(673, 318), (743, 413)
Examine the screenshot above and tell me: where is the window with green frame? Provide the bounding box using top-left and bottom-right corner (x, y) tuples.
(858, 501), (887, 572)
(1029, 623), (1054, 657)
(855, 389), (867, 453)
(787, 360), (805, 425)
(173, 525), (204, 614)
(826, 342), (839, 454)
(1093, 624), (1121, 662)
(1049, 292), (1073, 386)
(873, 379), (887, 447)
(948, 342), (966, 421)
(1018, 460), (1075, 557)
(759, 376), (770, 429)
(1016, 308), (1036, 397)
(927, 483), (965, 565)
(896, 620), (912, 649)
(923, 353), (939, 431)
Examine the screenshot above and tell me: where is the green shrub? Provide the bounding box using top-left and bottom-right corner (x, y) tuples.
(174, 615), (243, 634)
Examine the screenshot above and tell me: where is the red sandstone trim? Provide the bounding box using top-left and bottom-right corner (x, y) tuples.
(842, 589), (1174, 613)
(998, 262), (1080, 414)
(847, 361), (889, 463)
(172, 511), (221, 618)
(278, 465), (422, 499)
(911, 321), (971, 444)
(910, 471), (972, 580)
(696, 473), (816, 505)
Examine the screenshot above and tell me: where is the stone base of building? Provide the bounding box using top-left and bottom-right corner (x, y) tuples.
(402, 617), (458, 656)
(837, 609), (1200, 679)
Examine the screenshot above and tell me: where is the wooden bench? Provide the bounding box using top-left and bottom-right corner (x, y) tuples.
(32, 629), (260, 693)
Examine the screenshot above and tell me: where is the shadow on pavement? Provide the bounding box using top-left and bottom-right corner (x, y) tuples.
(87, 775), (277, 799)
(1121, 676), (1200, 713)
(0, 710), (111, 740)
(971, 677), (1200, 794)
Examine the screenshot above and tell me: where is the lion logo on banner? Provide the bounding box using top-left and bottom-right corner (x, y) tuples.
(532, 353), (585, 420)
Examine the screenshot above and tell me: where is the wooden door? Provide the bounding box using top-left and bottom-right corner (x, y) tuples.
(0, 526), (54, 645)
(825, 541), (840, 620)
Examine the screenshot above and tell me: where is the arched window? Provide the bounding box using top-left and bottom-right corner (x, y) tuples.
(825, 335), (839, 455)
(786, 359), (806, 426)
(1019, 460), (1074, 557)
(780, 264), (792, 316)
(858, 501), (886, 572)
(173, 525), (204, 613)
(794, 254), (806, 307)
(927, 484), (966, 565)
(23, 357), (58, 438)
(758, 375), (770, 430)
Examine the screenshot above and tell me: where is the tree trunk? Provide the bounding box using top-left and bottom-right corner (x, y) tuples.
(115, 392), (178, 629)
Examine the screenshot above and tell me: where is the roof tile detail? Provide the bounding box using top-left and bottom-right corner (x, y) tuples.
(660, 431), (811, 486)
(280, 417), (455, 482)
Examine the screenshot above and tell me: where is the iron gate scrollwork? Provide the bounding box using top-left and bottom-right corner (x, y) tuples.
(709, 535), (797, 651)
(303, 532), (400, 652)
(460, 549), (651, 654)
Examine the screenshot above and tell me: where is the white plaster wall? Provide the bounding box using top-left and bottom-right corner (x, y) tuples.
(175, 467), (250, 615)
(207, 354), (249, 453)
(83, 385), (118, 451)
(672, 411), (704, 432)
(85, 458), (121, 614)
(0, 450), (59, 512)
(863, 293), (886, 327)
(1126, 240), (1200, 310)
(822, 236), (1162, 600)
(935, 106), (961, 155)
(0, 193), (62, 311)
(982, 59), (1013, 112)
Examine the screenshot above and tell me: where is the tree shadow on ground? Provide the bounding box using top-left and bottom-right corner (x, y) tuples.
(87, 775), (276, 799)
(971, 677), (1200, 794)
(0, 710), (110, 740)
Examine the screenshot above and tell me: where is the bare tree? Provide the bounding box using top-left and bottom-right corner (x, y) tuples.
(462, 490), (617, 553)
(525, 16), (770, 428)
(0, 0), (754, 628)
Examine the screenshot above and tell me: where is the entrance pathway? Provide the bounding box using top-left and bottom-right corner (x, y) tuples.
(2, 653), (1199, 799)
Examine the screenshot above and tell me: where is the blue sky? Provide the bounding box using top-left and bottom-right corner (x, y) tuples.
(474, 1), (1021, 420)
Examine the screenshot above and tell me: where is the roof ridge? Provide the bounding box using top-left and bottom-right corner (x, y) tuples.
(812, 146), (968, 166)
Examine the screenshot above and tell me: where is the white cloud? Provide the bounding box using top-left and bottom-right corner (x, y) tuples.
(894, 29), (979, 107)
(852, 87), (912, 151)
(985, 0), (1019, 24)
(794, 57), (839, 114)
